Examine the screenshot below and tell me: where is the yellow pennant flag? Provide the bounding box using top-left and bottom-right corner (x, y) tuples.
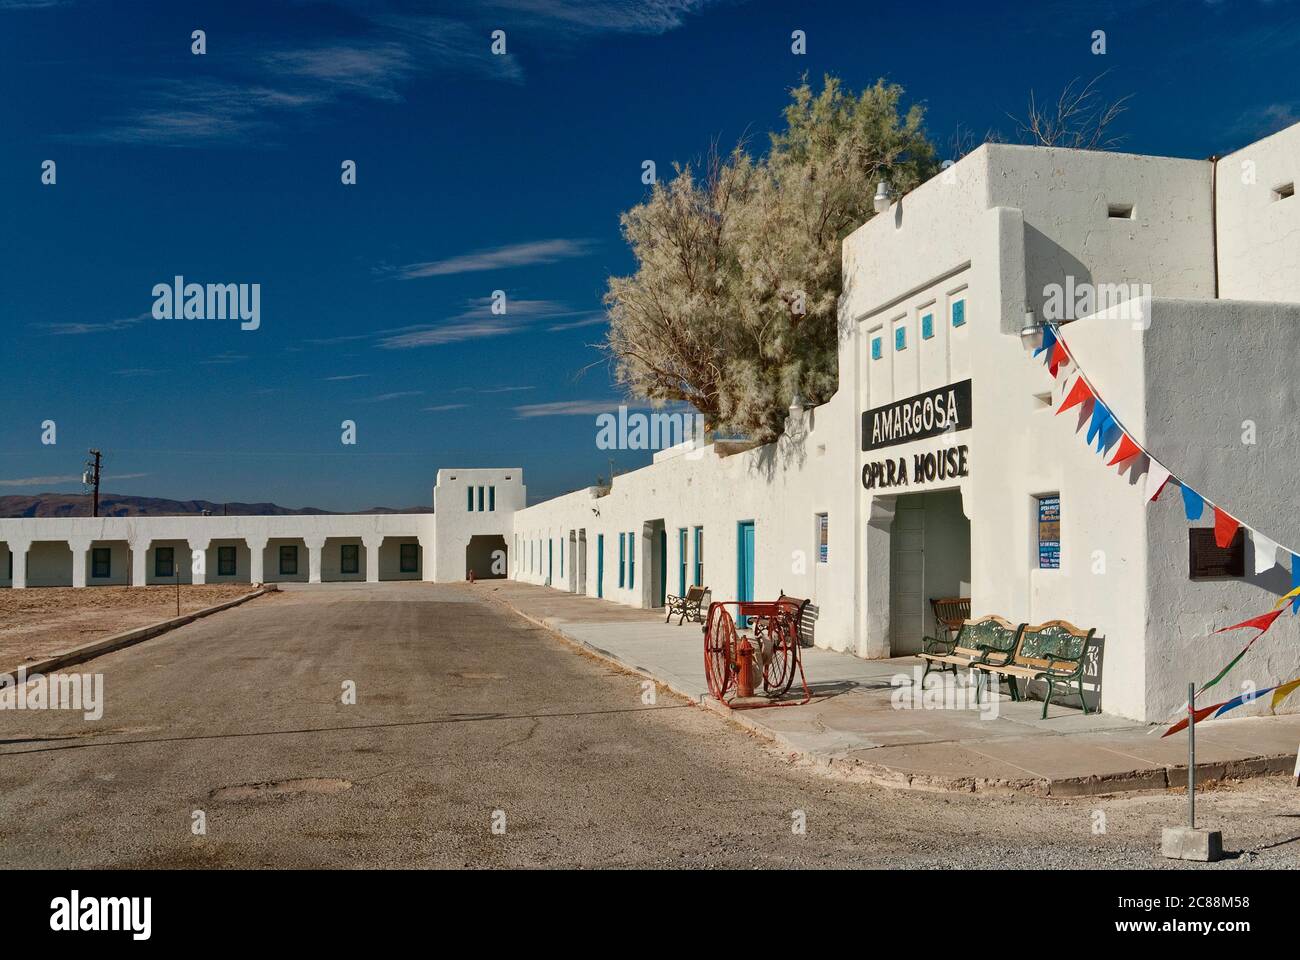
(1274, 585), (1300, 610)
(1270, 678), (1300, 714)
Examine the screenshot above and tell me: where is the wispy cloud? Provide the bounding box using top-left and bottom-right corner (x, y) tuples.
(358, 390), (424, 403)
(377, 297), (588, 348)
(547, 312), (606, 332)
(455, 385), (536, 394)
(324, 373), (370, 381)
(514, 399), (638, 418)
(0, 472), (149, 488)
(391, 238), (596, 278)
(200, 352), (248, 365)
(422, 403), (469, 412)
(38, 312), (148, 335)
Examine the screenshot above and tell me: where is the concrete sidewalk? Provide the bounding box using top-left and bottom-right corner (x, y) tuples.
(473, 580), (1300, 797)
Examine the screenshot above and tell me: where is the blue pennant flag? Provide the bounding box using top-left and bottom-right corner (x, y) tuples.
(1213, 683), (1276, 719)
(1034, 325), (1057, 359)
(1292, 555), (1300, 614)
(1086, 401), (1112, 450)
(1180, 483), (1204, 521)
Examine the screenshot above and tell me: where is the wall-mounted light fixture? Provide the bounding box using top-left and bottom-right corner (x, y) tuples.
(1019, 310), (1043, 348)
(873, 181), (891, 214)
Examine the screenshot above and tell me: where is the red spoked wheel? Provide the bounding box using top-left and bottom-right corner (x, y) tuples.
(703, 603), (737, 701)
(761, 614), (799, 697)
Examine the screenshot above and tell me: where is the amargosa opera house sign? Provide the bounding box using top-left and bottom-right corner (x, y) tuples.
(861, 379), (972, 490)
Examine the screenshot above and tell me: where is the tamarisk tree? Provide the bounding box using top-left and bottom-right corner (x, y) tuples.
(604, 76), (938, 442)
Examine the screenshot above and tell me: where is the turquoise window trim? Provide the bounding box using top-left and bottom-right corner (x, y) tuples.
(921, 313), (934, 339)
(952, 298), (966, 327)
(894, 327), (906, 351)
(618, 533), (626, 587)
(870, 337), (882, 360)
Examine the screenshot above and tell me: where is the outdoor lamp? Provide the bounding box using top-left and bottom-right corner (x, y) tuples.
(1019, 310), (1043, 348)
(873, 181), (891, 213)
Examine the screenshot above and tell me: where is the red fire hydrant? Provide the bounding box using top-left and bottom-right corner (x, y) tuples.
(736, 637), (755, 698)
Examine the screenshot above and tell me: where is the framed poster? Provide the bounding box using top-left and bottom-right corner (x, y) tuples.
(1038, 495), (1061, 569)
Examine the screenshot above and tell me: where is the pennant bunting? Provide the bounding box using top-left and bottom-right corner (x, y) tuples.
(1048, 340), (1070, 377)
(1144, 460), (1172, 502)
(1056, 376), (1093, 417)
(1292, 555), (1300, 614)
(1252, 531), (1282, 575)
(1034, 325), (1057, 359)
(1273, 583), (1300, 611)
(1199, 641), (1257, 694)
(1107, 433), (1142, 467)
(1214, 608), (1285, 636)
(1086, 401), (1113, 450)
(1213, 506), (1241, 549)
(1270, 678), (1300, 714)
(1162, 702), (1226, 738)
(1213, 684), (1276, 719)
(1180, 483), (1204, 521)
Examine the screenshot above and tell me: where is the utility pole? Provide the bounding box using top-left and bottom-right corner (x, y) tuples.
(84, 449), (102, 518)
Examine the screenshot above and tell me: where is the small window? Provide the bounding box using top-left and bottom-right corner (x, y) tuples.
(341, 543), (359, 574)
(921, 313), (934, 340)
(1107, 203), (1135, 219)
(618, 533), (626, 587)
(279, 544), (298, 576)
(1273, 183), (1295, 202)
(91, 547), (111, 579)
(628, 532), (635, 589)
(217, 545), (236, 576)
(815, 514), (829, 564)
(477, 486), (485, 511)
(894, 326), (906, 351)
(1033, 391), (1053, 409)
(489, 486), (496, 512)
(467, 486), (474, 511)
(400, 542), (418, 573)
(693, 527), (704, 587)
(155, 547), (175, 578)
(951, 299), (966, 327)
(870, 336), (882, 360)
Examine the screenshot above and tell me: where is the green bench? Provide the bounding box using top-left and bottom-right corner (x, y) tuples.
(979, 620), (1096, 718)
(919, 615), (1024, 696)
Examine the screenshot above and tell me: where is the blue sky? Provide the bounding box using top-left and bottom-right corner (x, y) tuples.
(2, 0), (1297, 510)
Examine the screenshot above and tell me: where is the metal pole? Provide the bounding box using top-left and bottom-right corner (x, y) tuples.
(1187, 681), (1196, 829)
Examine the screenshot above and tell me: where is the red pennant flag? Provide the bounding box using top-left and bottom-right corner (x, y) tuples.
(1214, 608), (1284, 636)
(1107, 433), (1142, 467)
(1213, 507), (1241, 549)
(1056, 377), (1093, 416)
(1162, 702), (1225, 738)
(1048, 341), (1070, 377)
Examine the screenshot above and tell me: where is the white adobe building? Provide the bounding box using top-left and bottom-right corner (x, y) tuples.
(4, 122), (1298, 724)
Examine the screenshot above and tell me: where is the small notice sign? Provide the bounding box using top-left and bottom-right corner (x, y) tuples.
(1038, 495), (1061, 569)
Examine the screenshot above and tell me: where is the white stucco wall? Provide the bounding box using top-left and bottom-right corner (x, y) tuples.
(1217, 123), (1300, 302)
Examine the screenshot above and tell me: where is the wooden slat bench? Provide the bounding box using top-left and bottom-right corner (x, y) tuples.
(919, 615), (1023, 697)
(929, 597), (971, 646)
(978, 620), (1096, 718)
(665, 584), (710, 625)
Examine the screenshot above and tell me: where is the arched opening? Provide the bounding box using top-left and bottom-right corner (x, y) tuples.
(466, 535), (507, 580)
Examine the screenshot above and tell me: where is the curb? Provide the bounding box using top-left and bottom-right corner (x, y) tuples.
(1, 586), (275, 681)
(477, 586), (1298, 798)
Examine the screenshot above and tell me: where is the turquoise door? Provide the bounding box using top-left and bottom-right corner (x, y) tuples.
(596, 535), (604, 598)
(657, 528), (668, 607)
(737, 521), (755, 627)
(678, 528), (687, 596)
(548, 539), (553, 583)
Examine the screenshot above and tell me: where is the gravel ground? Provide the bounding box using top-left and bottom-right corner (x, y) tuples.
(0, 584), (278, 668)
(0, 580), (1296, 869)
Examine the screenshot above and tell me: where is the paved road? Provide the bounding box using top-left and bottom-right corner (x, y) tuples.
(1, 581), (1298, 869)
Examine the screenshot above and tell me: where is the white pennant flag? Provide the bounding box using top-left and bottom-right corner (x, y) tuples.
(1144, 459), (1172, 502)
(1251, 530), (1283, 574)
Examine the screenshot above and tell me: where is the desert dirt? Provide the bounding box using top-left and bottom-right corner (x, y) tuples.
(0, 584), (278, 669)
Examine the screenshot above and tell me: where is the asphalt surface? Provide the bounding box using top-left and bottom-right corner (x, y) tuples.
(1, 581), (1298, 869)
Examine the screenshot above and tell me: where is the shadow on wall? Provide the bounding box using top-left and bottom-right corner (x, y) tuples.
(1018, 634), (1105, 714)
